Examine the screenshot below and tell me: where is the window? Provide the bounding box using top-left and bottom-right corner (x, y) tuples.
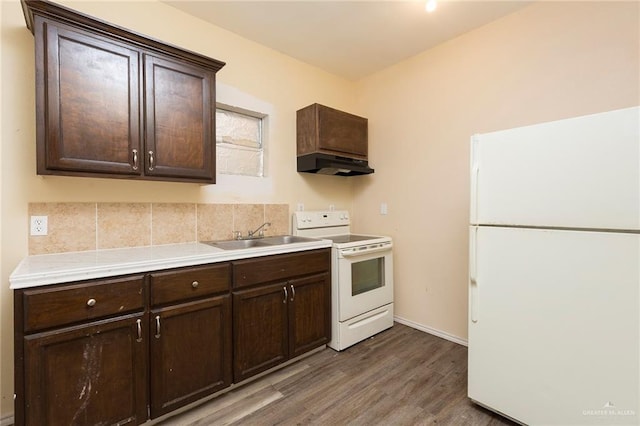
(216, 105), (265, 177)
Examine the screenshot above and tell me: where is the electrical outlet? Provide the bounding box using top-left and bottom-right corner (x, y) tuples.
(380, 203), (388, 215)
(30, 216), (48, 236)
(329, 204), (335, 211)
(297, 202), (304, 211)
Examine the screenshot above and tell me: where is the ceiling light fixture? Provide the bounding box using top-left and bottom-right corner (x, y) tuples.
(425, 0), (437, 13)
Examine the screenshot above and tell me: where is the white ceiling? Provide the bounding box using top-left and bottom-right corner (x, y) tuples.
(165, 1), (531, 80)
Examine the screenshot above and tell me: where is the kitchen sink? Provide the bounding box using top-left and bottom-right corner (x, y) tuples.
(260, 235), (319, 245)
(202, 235), (320, 250)
(204, 239), (271, 250)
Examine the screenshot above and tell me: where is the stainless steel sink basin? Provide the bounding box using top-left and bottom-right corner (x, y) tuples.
(204, 239), (271, 250)
(202, 235), (319, 250)
(260, 235), (319, 245)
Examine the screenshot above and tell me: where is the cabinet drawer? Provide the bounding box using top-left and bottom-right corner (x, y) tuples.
(150, 263), (230, 306)
(233, 249), (330, 289)
(23, 276), (145, 333)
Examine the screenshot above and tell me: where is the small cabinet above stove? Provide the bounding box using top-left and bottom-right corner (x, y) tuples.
(296, 104), (374, 176)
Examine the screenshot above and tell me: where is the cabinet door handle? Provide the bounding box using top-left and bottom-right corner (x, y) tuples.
(192, 280), (199, 289)
(290, 284), (295, 302)
(86, 298), (96, 307)
(136, 319), (142, 343)
(283, 286), (288, 304)
(148, 150), (155, 171)
(154, 315), (161, 339)
(132, 149), (138, 170)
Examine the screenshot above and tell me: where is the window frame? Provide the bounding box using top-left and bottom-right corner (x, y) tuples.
(215, 103), (267, 177)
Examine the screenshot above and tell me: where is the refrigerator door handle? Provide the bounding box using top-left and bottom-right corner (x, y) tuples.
(470, 279), (479, 323)
(469, 226), (479, 323)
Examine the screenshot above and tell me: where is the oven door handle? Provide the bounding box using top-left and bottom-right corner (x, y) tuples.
(340, 243), (393, 257)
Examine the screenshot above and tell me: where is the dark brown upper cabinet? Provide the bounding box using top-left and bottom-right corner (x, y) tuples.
(297, 103), (368, 159)
(22, 0), (225, 183)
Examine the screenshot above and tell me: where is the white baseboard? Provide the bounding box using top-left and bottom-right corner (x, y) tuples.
(0, 413), (14, 426)
(394, 315), (468, 347)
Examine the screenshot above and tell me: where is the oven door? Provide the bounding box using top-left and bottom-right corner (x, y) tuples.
(337, 242), (393, 321)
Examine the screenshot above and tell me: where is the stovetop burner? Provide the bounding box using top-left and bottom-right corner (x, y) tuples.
(292, 210), (391, 248)
(325, 234), (381, 244)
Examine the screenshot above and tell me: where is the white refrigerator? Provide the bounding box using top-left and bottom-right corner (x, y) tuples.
(468, 106), (640, 425)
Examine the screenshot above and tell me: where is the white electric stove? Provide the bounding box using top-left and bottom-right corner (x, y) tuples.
(293, 210), (394, 351)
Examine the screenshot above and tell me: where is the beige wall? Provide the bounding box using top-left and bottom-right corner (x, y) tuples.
(0, 0), (358, 416)
(2, 0), (639, 419)
(352, 1), (639, 341)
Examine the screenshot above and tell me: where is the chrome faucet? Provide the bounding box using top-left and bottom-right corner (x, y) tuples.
(247, 222), (271, 238)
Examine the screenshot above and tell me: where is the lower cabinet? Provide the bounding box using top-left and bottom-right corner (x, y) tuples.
(233, 272), (330, 382)
(233, 282), (289, 381)
(23, 313), (147, 425)
(149, 295), (231, 418)
(14, 248), (330, 425)
(15, 275), (147, 426)
(232, 249), (331, 382)
(148, 263), (232, 418)
(288, 273), (332, 358)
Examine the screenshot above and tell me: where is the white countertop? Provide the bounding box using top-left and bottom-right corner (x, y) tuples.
(10, 239), (332, 289)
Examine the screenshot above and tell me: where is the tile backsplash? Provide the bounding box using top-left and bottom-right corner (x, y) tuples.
(28, 202), (291, 255)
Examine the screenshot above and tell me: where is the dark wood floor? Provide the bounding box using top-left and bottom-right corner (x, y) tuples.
(160, 323), (517, 425)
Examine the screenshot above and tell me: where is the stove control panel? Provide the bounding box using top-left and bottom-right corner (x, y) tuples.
(293, 210), (350, 229)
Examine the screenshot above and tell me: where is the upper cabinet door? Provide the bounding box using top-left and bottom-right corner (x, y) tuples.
(317, 105), (368, 158)
(38, 19), (141, 175)
(144, 54), (215, 182)
(297, 104), (368, 159)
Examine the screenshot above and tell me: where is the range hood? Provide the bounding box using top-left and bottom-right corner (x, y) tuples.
(297, 104), (375, 177)
(297, 153), (374, 176)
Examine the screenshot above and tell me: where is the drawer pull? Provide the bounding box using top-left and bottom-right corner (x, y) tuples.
(192, 281), (199, 289)
(136, 319), (142, 343)
(155, 315), (161, 339)
(86, 298), (96, 307)
(283, 286), (288, 304)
